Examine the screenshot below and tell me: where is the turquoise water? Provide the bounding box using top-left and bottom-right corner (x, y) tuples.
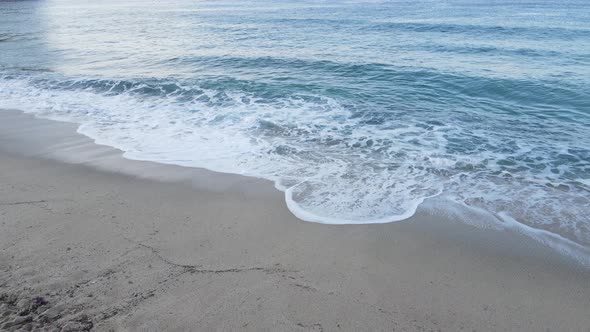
(1, 1), (589, 251)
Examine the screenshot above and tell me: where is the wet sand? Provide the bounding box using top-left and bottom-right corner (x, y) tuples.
(1, 110), (589, 331)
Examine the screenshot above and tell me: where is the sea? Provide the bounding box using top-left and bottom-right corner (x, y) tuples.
(1, 0), (589, 260)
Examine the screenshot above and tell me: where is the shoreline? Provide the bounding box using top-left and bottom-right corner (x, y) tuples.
(1, 109), (590, 330)
(2, 108), (589, 267)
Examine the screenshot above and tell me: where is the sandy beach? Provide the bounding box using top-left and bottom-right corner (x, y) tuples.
(1, 109), (589, 331)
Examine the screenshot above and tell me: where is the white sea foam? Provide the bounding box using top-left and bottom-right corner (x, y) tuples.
(0, 75), (589, 260)
(423, 198), (590, 267)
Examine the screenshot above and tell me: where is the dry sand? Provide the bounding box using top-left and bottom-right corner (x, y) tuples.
(1, 110), (589, 331)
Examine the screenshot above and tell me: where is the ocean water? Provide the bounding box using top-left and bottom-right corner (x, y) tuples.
(1, 1), (589, 254)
